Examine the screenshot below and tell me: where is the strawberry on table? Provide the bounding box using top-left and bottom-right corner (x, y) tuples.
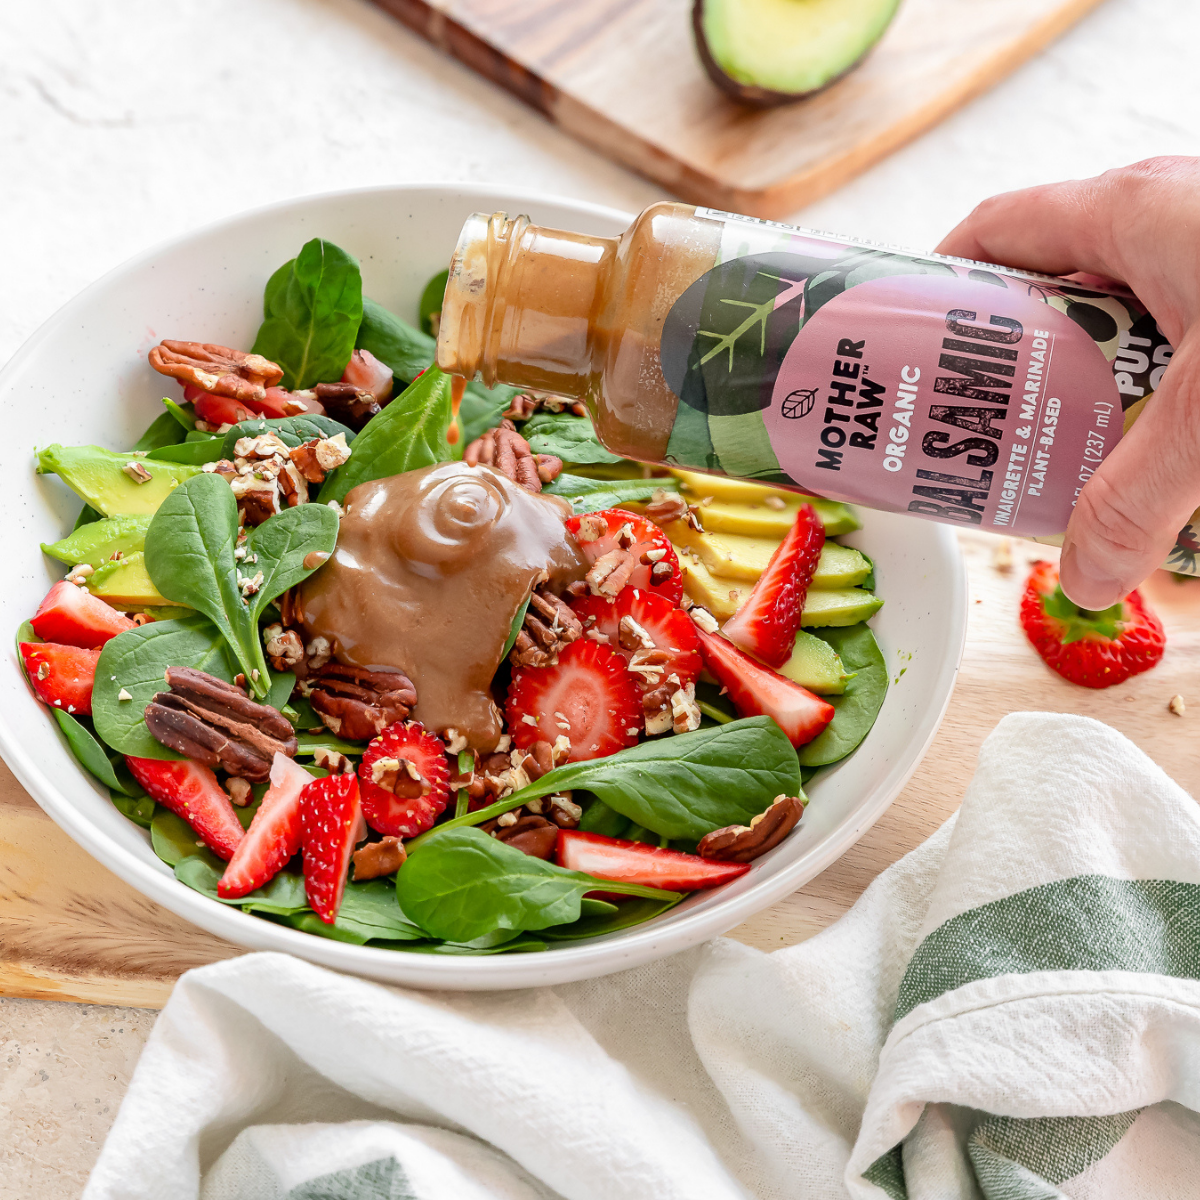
(126, 755), (245, 860)
(219, 752), (312, 898)
(556, 829), (750, 891)
(300, 771), (364, 923)
(694, 622), (835, 748)
(358, 721), (451, 839)
(1021, 560), (1165, 688)
(566, 509), (683, 604)
(30, 580), (134, 649)
(721, 503), (823, 668)
(506, 638), (641, 762)
(19, 642), (100, 715)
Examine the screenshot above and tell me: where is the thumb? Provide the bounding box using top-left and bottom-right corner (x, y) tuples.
(1059, 332), (1200, 609)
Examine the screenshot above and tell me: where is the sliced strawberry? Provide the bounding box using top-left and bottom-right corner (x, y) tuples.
(695, 626), (835, 748)
(556, 829), (750, 891)
(358, 721), (451, 838)
(126, 755), (245, 860)
(31, 580), (134, 649)
(571, 588), (701, 696)
(300, 772), (363, 922)
(1020, 560), (1165, 688)
(721, 503), (824, 668)
(566, 509), (683, 604)
(506, 638), (641, 762)
(341, 348), (393, 402)
(218, 752), (311, 898)
(258, 386), (325, 418)
(20, 642), (99, 715)
(184, 384), (257, 427)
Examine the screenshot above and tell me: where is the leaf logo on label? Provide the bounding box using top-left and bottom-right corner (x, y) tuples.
(781, 388), (817, 419)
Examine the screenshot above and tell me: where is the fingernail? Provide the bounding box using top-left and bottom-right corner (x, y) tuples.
(1059, 539), (1124, 610)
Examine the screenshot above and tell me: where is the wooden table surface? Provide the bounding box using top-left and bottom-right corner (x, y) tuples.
(2, 530), (1197, 1008)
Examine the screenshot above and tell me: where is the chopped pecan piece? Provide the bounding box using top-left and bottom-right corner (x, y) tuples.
(492, 814), (559, 860)
(144, 666), (298, 782)
(263, 624), (305, 672)
(352, 835), (407, 880)
(122, 461), (153, 484)
(697, 795), (804, 863)
(463, 419), (561, 492)
(307, 662), (416, 742)
(148, 341), (283, 404)
(644, 489), (689, 527)
(313, 381), (381, 431)
(586, 548), (637, 598)
(509, 586), (584, 669)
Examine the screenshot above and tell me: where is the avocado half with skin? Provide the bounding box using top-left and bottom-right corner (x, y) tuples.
(694, 0), (902, 107)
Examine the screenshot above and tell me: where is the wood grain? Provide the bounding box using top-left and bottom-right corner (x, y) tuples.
(370, 0), (1106, 217)
(1, 530), (1197, 1006)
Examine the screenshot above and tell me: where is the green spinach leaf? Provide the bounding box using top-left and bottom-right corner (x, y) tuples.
(355, 296), (435, 383)
(133, 410), (188, 453)
(219, 414), (355, 460)
(147, 436), (225, 465)
(577, 796), (632, 839)
(162, 398), (196, 432)
(264, 671), (295, 711)
(111, 791), (156, 828)
(540, 895), (682, 941)
(252, 238), (363, 390)
(501, 593), (532, 662)
(397, 827), (675, 943)
(543, 473), (681, 514)
(152, 810), (219, 867)
(797, 623), (887, 767)
(459, 381), (519, 445)
(174, 855), (309, 914)
(419, 269), (448, 337)
(93, 615), (235, 757)
(318, 366), (453, 505)
(523, 412), (622, 465)
(51, 710), (131, 794)
(414, 716), (799, 845)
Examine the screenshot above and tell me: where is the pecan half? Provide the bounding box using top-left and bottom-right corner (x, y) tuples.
(308, 662), (416, 742)
(509, 586), (583, 668)
(696, 795), (804, 863)
(352, 835), (407, 880)
(586, 548), (637, 597)
(148, 341), (283, 404)
(463, 419), (562, 492)
(492, 814), (559, 860)
(313, 381), (381, 431)
(644, 489), (689, 527)
(145, 666), (298, 781)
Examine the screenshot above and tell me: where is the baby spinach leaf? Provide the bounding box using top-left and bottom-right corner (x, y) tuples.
(419, 269), (449, 336)
(318, 366), (453, 505)
(578, 796), (632, 839)
(174, 855), (309, 914)
(219, 414), (355, 460)
(252, 238), (363, 390)
(93, 615), (235, 757)
(111, 791), (156, 828)
(797, 623), (887, 767)
(540, 894), (682, 941)
(459, 380), (519, 445)
(397, 827), (675, 943)
(162, 398), (197, 432)
(501, 593), (532, 662)
(523, 412), (622, 465)
(356, 296), (436, 383)
(245, 503), (339, 631)
(147, 436), (225, 465)
(389, 935), (549, 956)
(51, 709), (131, 794)
(264, 671), (295, 711)
(73, 504), (103, 531)
(543, 473), (681, 514)
(415, 716), (799, 845)
(152, 810), (219, 868)
(133, 410), (188, 453)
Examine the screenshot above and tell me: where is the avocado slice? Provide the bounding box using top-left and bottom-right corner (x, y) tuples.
(694, 0), (901, 106)
(780, 630), (853, 694)
(36, 445), (199, 517)
(42, 514), (152, 570)
(86, 552), (173, 607)
(801, 587), (883, 627)
(669, 524), (871, 588)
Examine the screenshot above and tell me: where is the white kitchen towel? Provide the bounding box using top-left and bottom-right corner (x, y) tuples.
(83, 713), (1200, 1200)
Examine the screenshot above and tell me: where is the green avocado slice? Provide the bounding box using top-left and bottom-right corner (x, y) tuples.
(801, 586), (884, 628)
(36, 445), (200, 517)
(694, 0), (901, 105)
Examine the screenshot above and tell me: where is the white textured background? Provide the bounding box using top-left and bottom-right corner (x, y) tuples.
(1, 0), (1198, 1193)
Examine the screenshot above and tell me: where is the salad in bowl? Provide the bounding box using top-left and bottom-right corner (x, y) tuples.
(16, 229), (892, 958)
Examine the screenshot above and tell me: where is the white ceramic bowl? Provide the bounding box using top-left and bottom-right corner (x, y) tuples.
(0, 185), (966, 989)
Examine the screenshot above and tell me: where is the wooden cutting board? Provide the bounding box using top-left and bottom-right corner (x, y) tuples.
(2, 531), (1198, 1009)
(371, 0), (1106, 217)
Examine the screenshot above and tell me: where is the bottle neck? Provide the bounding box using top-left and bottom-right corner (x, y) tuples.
(437, 211), (616, 396)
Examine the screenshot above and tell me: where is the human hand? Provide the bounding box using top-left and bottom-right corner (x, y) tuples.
(936, 157), (1200, 609)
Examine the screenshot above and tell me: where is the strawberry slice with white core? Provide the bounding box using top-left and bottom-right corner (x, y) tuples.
(30, 581), (135, 649)
(358, 721), (451, 838)
(566, 508), (683, 604)
(125, 755), (245, 860)
(721, 503), (824, 668)
(218, 752), (311, 898)
(300, 772), (363, 923)
(506, 638), (641, 762)
(571, 588), (701, 695)
(695, 625), (835, 748)
(556, 830), (750, 891)
(20, 642), (99, 715)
